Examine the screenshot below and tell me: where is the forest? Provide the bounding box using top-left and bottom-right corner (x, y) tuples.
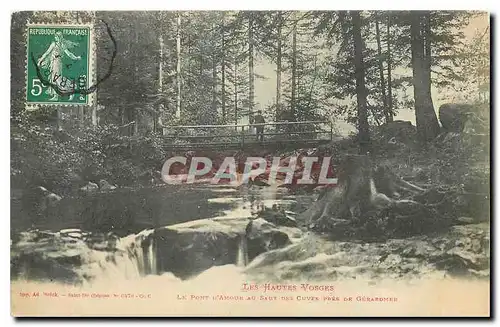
(9, 11), (492, 297)
(11, 10), (489, 194)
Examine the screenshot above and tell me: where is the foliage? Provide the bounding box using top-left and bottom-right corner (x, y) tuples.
(11, 112), (169, 194)
(439, 23), (490, 104)
(10, 10), (488, 193)
(315, 11), (475, 128)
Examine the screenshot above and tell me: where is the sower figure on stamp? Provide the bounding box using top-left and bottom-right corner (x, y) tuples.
(253, 110), (265, 142)
(37, 31), (81, 101)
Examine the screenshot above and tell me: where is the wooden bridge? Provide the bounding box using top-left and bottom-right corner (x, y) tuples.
(162, 120), (335, 150)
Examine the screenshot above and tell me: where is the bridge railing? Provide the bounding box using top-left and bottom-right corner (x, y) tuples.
(162, 120), (333, 147)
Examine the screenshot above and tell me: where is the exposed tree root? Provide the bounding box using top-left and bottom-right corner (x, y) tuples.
(297, 155), (456, 239)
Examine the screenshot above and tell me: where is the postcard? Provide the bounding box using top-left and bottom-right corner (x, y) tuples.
(10, 10), (490, 317)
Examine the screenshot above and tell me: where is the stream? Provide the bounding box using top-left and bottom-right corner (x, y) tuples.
(11, 182), (490, 301)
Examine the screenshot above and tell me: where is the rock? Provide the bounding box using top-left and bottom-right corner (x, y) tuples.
(425, 224), (490, 276)
(470, 239), (483, 253)
(34, 186), (62, 204)
(380, 254), (403, 268)
(79, 182), (99, 194)
(250, 177), (270, 187)
(138, 170), (155, 186)
(66, 232), (82, 239)
(20, 186), (62, 219)
(439, 103), (474, 133)
(11, 252), (82, 284)
(432, 246), (489, 275)
(456, 217), (475, 225)
(85, 234), (111, 251)
(456, 192), (490, 222)
(106, 232), (120, 251)
(11, 229), (125, 284)
(153, 216), (293, 279)
(11, 230), (86, 283)
(151, 171), (163, 185)
(34, 230), (58, 241)
(313, 185), (328, 193)
(246, 218), (292, 256)
(99, 179), (117, 191)
(258, 205), (298, 228)
(413, 187), (445, 203)
(43, 191), (62, 205)
(60, 228), (82, 235)
(377, 120), (416, 144)
(468, 269), (490, 279)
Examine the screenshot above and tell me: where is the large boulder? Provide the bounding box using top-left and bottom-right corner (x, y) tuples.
(79, 181), (99, 194)
(99, 179), (117, 191)
(245, 223), (489, 281)
(373, 120), (416, 149)
(36, 186), (62, 210)
(10, 228), (118, 284)
(153, 217), (295, 279)
(16, 186), (62, 226)
(257, 204), (298, 227)
(380, 120), (415, 141)
(439, 103), (474, 133)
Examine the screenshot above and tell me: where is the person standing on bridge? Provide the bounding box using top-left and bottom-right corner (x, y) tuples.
(253, 110), (265, 142)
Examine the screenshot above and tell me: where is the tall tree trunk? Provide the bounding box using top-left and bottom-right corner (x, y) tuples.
(221, 18), (226, 122)
(248, 14), (255, 117)
(119, 108), (124, 125)
(423, 12), (432, 85)
(290, 22), (297, 122)
(157, 30), (164, 134)
(234, 58), (238, 129)
(56, 108), (62, 131)
(122, 19), (131, 129)
(352, 11), (370, 154)
(410, 11), (440, 144)
(199, 52), (203, 75)
(186, 36), (191, 74)
(133, 110), (138, 135)
(276, 13), (282, 119)
(176, 12), (182, 119)
(78, 107), (84, 128)
(212, 24), (217, 120)
(91, 104), (98, 126)
(127, 107), (134, 136)
(307, 55), (319, 110)
(375, 14), (389, 123)
(133, 23), (139, 136)
(386, 13), (393, 122)
(212, 58), (217, 118)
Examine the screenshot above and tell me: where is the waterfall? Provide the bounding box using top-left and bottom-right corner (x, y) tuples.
(146, 237), (158, 275)
(83, 229), (158, 282)
(119, 229), (157, 277)
(236, 235), (248, 267)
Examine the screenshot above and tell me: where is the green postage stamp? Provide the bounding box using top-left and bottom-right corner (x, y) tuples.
(26, 24), (94, 107)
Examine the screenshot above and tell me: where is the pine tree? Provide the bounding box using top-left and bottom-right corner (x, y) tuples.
(352, 11), (370, 153)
